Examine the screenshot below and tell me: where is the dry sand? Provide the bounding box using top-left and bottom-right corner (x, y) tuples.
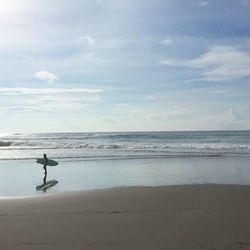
(0, 185), (250, 250)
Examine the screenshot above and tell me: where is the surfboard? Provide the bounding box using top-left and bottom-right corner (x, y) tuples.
(36, 158), (59, 166)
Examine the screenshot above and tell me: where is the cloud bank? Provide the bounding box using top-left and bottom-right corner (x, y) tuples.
(0, 88), (103, 95)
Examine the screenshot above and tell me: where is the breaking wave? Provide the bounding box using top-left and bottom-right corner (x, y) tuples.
(1, 131), (250, 160)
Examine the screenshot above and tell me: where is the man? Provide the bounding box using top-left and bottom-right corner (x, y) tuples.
(43, 154), (48, 174)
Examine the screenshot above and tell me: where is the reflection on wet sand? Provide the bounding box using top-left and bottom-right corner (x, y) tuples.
(36, 173), (58, 193)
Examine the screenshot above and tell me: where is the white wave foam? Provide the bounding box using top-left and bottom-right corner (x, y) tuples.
(1, 132), (250, 160)
(2, 140), (250, 152)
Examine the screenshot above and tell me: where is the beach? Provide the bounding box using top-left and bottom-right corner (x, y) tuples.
(0, 0), (248, 246)
(0, 185), (250, 250)
(1, 132), (250, 249)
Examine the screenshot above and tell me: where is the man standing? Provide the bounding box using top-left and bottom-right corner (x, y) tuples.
(43, 154), (48, 174)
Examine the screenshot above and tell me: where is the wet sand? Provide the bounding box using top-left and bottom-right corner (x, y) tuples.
(0, 185), (250, 250)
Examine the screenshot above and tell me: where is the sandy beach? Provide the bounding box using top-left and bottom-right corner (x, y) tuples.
(0, 185), (250, 250)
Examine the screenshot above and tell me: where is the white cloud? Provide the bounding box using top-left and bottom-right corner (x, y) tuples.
(34, 71), (58, 83)
(149, 108), (203, 118)
(159, 58), (182, 66)
(78, 35), (96, 46)
(145, 95), (156, 101)
(0, 99), (86, 113)
(111, 106), (250, 131)
(240, 1), (250, 6)
(186, 46), (250, 80)
(0, 87), (103, 95)
(209, 89), (229, 94)
(160, 46), (250, 81)
(115, 103), (129, 106)
(160, 38), (173, 45)
(0, 91), (103, 113)
(197, 1), (208, 7)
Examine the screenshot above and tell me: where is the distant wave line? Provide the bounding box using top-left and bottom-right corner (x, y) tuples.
(0, 154), (224, 162)
(1, 141), (250, 151)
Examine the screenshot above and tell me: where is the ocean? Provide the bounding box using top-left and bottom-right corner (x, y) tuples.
(1, 130), (250, 161)
(1, 131), (250, 196)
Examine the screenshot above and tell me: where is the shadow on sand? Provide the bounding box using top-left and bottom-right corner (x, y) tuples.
(36, 173), (58, 193)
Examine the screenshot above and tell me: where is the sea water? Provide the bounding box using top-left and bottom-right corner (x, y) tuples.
(1, 131), (250, 196)
(1, 130), (250, 161)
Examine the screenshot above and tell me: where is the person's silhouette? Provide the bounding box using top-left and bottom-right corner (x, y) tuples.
(43, 172), (47, 185)
(36, 172), (48, 192)
(42, 172), (48, 193)
(43, 154), (48, 174)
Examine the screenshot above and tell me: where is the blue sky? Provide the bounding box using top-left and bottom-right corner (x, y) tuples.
(0, 0), (250, 132)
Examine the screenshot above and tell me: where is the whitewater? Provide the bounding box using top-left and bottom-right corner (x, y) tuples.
(1, 131), (250, 161)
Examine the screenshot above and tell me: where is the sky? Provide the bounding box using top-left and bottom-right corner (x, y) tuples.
(0, 0), (250, 133)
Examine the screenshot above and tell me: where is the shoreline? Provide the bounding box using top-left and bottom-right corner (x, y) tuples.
(1, 185), (250, 249)
(1, 182), (250, 199)
(1, 156), (250, 197)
